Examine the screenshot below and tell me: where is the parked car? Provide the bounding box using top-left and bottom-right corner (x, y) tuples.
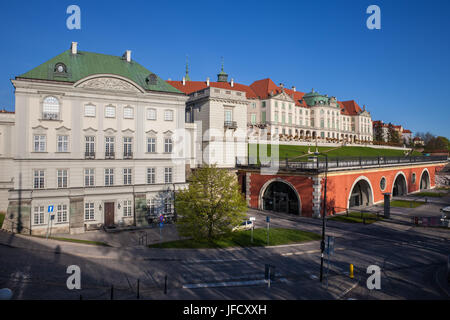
(232, 220), (254, 232)
(440, 206), (450, 227)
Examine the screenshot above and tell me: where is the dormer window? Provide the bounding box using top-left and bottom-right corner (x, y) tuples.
(146, 74), (157, 85)
(42, 96), (60, 120)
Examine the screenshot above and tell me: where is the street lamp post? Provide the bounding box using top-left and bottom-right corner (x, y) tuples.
(315, 152), (328, 283)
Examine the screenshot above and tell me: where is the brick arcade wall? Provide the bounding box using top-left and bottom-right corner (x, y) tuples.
(239, 162), (446, 218)
(323, 163), (446, 213)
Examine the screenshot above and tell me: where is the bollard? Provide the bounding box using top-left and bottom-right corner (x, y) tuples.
(349, 264), (354, 279)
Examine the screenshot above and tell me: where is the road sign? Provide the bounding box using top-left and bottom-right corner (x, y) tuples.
(48, 205), (54, 213)
(159, 222), (164, 228)
(50, 214), (55, 221)
(249, 217), (255, 221)
(325, 235), (335, 255)
(159, 215), (164, 222)
(266, 216), (270, 223)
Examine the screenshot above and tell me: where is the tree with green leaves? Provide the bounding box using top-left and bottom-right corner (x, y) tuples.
(175, 165), (247, 241)
(387, 123), (400, 145)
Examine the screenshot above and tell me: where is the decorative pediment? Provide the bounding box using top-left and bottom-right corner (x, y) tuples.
(77, 77), (141, 93)
(104, 128), (117, 134)
(122, 128), (135, 134)
(163, 130), (173, 136)
(32, 125), (48, 133)
(146, 129), (158, 135)
(83, 127), (98, 134)
(55, 125), (71, 133)
(273, 91), (295, 102)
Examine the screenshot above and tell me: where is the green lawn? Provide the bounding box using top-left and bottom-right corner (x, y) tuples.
(0, 213), (4, 228)
(389, 200), (424, 208)
(248, 144), (421, 162)
(148, 228), (321, 249)
(412, 192), (446, 198)
(328, 211), (382, 224)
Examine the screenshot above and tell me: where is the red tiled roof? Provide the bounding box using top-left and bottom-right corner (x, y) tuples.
(403, 129), (412, 133)
(249, 78), (309, 107)
(339, 100), (362, 116)
(166, 80), (258, 99)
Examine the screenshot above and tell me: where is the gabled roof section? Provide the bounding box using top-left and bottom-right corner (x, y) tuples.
(17, 49), (182, 94)
(339, 100), (363, 115)
(167, 80), (258, 99)
(250, 78), (307, 107)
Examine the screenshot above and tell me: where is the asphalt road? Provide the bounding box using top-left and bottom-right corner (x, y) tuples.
(1, 201), (449, 300)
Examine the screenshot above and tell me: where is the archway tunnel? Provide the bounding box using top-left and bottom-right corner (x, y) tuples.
(262, 181), (300, 215)
(349, 179), (373, 208)
(420, 170), (430, 190)
(393, 174), (407, 196)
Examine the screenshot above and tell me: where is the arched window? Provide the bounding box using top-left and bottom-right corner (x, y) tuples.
(42, 96), (60, 120)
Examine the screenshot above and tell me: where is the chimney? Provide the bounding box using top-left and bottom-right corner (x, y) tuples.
(182, 76), (186, 86)
(123, 50), (132, 62)
(71, 42), (78, 55)
(206, 77), (210, 86)
(230, 78), (234, 87)
(292, 86), (296, 92)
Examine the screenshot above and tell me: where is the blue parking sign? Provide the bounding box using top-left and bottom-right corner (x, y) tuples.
(159, 222), (164, 228)
(266, 216), (270, 223)
(48, 205), (54, 213)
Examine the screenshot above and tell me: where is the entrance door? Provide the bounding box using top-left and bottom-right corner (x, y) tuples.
(104, 202), (115, 227)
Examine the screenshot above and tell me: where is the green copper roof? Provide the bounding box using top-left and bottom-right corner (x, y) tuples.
(303, 89), (330, 106)
(17, 50), (182, 94)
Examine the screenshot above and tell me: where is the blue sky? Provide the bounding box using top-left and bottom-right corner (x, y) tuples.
(0, 0), (449, 137)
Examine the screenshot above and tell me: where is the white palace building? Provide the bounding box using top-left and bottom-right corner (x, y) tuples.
(0, 42), (374, 235)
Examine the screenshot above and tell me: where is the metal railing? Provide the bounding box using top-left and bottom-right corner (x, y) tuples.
(123, 152), (133, 159)
(240, 155), (448, 172)
(105, 152), (115, 159)
(85, 151), (95, 159)
(224, 121), (237, 129)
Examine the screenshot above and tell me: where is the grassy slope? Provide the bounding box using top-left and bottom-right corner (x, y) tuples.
(0, 213), (4, 228)
(148, 228), (321, 249)
(328, 211), (382, 224)
(249, 144), (421, 162)
(389, 200), (424, 208)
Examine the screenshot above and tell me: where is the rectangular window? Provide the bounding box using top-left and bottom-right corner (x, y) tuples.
(164, 110), (174, 121)
(34, 135), (46, 152)
(224, 110), (232, 122)
(164, 197), (173, 214)
(105, 168), (114, 186)
(288, 114), (292, 124)
(261, 111), (266, 123)
(164, 137), (173, 153)
(33, 206), (44, 225)
(123, 107), (134, 119)
(147, 108), (157, 120)
(164, 167), (172, 183)
(85, 136), (95, 156)
(105, 137), (115, 157)
(57, 204), (68, 223)
(147, 137), (156, 153)
(123, 200), (132, 217)
(57, 135), (69, 152)
(105, 106), (116, 118)
(84, 168), (95, 187)
(282, 113), (286, 124)
(84, 104), (96, 117)
(251, 114), (256, 124)
(33, 170), (45, 189)
(274, 113), (279, 123)
(147, 167), (156, 184)
(84, 202), (95, 221)
(57, 169), (68, 188)
(123, 168), (132, 185)
(147, 198), (156, 215)
(262, 101), (266, 108)
(123, 137), (133, 157)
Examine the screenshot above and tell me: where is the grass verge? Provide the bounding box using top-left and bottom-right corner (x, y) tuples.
(412, 192), (446, 198)
(0, 213), (4, 228)
(389, 200), (425, 208)
(328, 211), (382, 224)
(148, 228), (321, 249)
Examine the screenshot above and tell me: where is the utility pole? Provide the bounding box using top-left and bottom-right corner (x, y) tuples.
(315, 152), (328, 283)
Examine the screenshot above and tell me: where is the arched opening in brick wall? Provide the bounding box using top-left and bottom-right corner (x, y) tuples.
(260, 180), (300, 215)
(420, 169), (430, 190)
(392, 173), (408, 196)
(349, 178), (373, 208)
